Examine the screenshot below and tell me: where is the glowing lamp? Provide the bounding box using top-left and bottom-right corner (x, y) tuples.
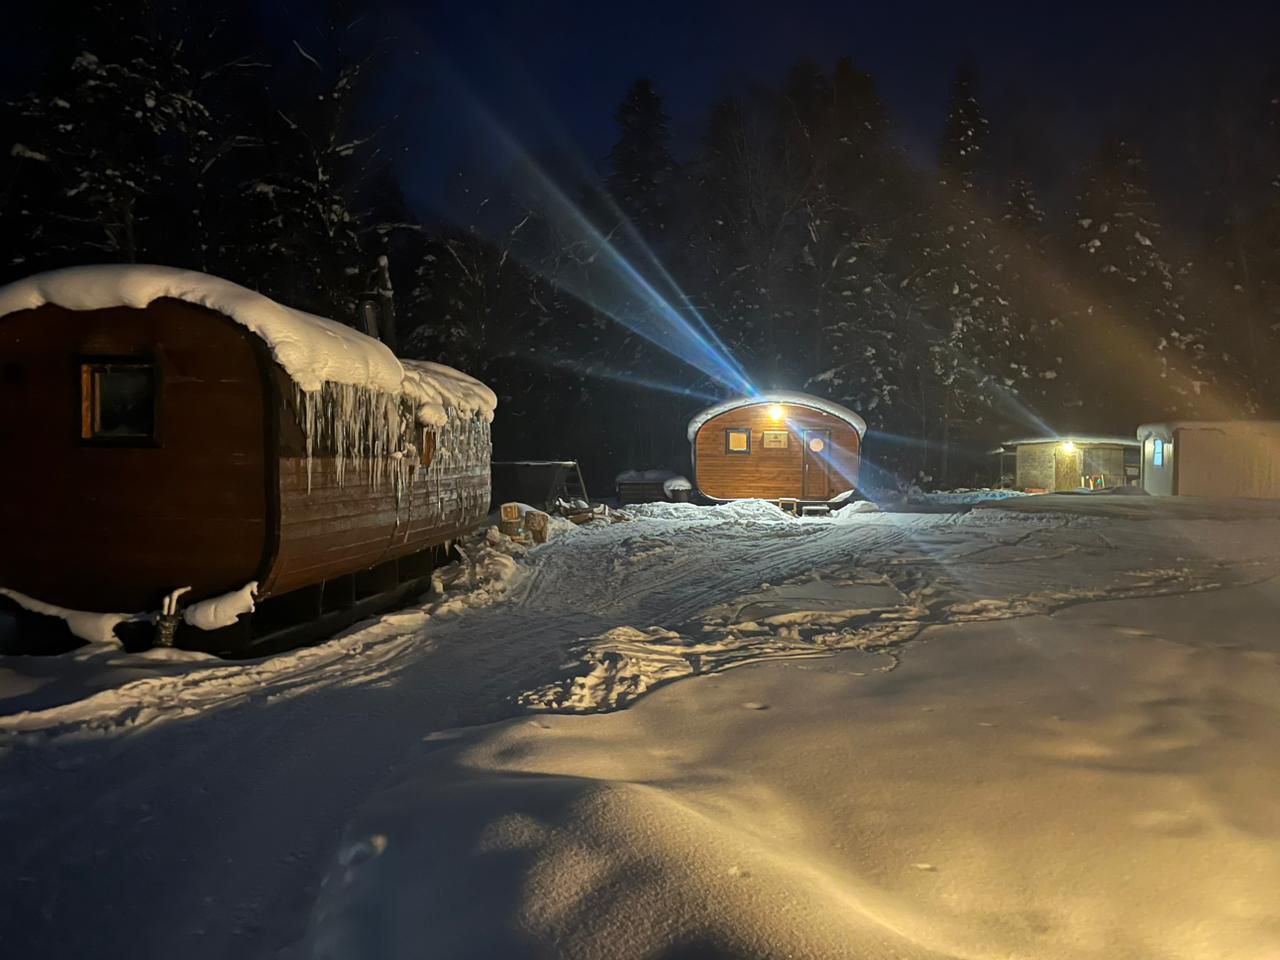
(767, 404), (784, 421)
(1059, 440), (1076, 454)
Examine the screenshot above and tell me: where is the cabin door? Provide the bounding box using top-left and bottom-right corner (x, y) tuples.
(802, 430), (832, 499)
(1054, 449), (1081, 491)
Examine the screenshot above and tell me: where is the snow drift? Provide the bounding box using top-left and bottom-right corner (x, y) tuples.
(310, 579), (1280, 960)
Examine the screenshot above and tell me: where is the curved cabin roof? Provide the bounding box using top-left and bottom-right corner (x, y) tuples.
(0, 264), (496, 424)
(687, 391), (868, 442)
(1137, 420), (1280, 442)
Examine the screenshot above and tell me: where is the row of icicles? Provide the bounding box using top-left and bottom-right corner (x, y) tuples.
(293, 384), (493, 532)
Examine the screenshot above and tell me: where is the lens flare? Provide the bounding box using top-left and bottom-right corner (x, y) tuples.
(520, 351), (726, 402)
(458, 96), (756, 397)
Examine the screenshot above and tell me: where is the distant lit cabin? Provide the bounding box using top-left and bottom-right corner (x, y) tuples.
(687, 393), (867, 502)
(0, 265), (495, 653)
(1138, 421), (1280, 498)
(995, 436), (1140, 492)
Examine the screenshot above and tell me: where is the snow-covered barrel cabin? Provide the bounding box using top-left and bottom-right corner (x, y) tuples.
(0, 265), (496, 654)
(687, 392), (867, 502)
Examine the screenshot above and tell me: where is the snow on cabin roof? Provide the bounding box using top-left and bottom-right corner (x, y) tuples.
(0, 264), (496, 422)
(0, 264), (401, 394)
(401, 359), (497, 427)
(1137, 420), (1280, 441)
(1001, 435), (1140, 449)
(686, 392), (867, 442)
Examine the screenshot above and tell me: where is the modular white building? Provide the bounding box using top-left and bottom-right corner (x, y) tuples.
(1137, 421), (1280, 498)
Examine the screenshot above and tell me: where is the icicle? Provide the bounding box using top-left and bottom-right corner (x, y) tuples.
(286, 375), (487, 524)
(293, 384), (319, 494)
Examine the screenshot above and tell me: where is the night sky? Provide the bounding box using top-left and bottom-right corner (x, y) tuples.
(354, 0), (1280, 219)
(4, 0), (1279, 220)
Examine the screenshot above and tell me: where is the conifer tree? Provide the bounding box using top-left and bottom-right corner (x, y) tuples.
(920, 64), (1020, 479)
(811, 60), (917, 425)
(938, 64), (990, 195)
(602, 78), (685, 466)
(1, 8), (214, 274)
(997, 176), (1073, 425)
(607, 78), (676, 240)
(1070, 139), (1219, 419)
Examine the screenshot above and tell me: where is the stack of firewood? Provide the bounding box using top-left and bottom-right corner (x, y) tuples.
(498, 502), (555, 543)
(500, 501), (631, 540)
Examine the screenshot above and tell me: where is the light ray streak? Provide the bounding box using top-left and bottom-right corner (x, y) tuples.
(455, 95), (756, 396)
(519, 351), (726, 402)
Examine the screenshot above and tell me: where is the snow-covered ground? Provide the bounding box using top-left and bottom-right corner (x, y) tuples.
(3, 495), (1280, 959)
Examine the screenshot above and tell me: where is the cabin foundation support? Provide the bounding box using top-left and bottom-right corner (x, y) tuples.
(355, 560), (399, 600)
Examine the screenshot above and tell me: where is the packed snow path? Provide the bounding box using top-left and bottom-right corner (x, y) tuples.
(1, 496), (1279, 959)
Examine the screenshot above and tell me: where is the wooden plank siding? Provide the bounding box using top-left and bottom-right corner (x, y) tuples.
(401, 463), (489, 544)
(260, 369), (490, 598)
(693, 404), (861, 501)
(262, 455), (488, 598)
(1, 297), (491, 617)
(0, 300), (268, 611)
(1173, 428), (1280, 498)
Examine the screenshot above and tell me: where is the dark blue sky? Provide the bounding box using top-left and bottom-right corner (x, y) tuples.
(7, 0), (1276, 221)
(366, 0), (1280, 218)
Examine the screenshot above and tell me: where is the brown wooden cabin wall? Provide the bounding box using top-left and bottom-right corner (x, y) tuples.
(0, 300), (268, 611)
(259, 369), (490, 599)
(693, 404), (861, 501)
(0, 297), (490, 618)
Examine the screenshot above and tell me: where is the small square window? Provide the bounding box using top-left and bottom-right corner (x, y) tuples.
(725, 428), (751, 454)
(1152, 438), (1164, 467)
(80, 359), (158, 444)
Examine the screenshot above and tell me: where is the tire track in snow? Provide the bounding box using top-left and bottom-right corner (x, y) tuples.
(5, 502), (1279, 960)
(517, 516), (1280, 714)
(0, 508), (1201, 741)
(519, 516), (919, 626)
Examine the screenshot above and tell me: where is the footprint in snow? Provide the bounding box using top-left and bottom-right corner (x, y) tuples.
(741, 701), (769, 711)
(338, 834), (388, 868)
(912, 863), (938, 872)
(422, 730), (465, 742)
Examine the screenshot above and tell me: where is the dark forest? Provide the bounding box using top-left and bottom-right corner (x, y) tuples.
(5, 0), (1279, 492)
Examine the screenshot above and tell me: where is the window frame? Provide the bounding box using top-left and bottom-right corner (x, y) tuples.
(725, 427), (752, 455)
(78, 355), (162, 448)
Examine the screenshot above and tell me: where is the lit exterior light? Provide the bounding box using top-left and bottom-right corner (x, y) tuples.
(1059, 440), (1076, 454)
(768, 404), (784, 421)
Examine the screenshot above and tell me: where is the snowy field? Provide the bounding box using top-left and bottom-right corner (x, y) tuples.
(3, 495), (1280, 958)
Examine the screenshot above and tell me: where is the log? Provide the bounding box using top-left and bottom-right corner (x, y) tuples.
(524, 510), (550, 544)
